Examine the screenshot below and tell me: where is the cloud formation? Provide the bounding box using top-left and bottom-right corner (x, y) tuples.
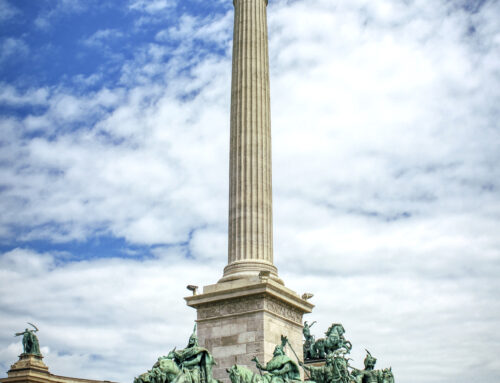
(0, 0), (19, 22)
(0, 37), (29, 63)
(34, 0), (89, 30)
(0, 1), (499, 383)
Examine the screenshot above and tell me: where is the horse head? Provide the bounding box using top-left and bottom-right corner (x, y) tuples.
(226, 365), (241, 383)
(382, 367), (394, 383)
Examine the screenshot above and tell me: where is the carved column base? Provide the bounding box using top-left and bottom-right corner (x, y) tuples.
(185, 278), (313, 383)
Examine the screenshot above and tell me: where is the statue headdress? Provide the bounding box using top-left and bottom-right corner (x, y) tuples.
(188, 323), (198, 346)
(364, 349), (377, 369)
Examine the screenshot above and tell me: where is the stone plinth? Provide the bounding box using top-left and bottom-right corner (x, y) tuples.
(186, 277), (313, 383)
(5, 354), (49, 378)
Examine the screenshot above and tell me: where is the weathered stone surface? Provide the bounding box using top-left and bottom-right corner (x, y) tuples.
(186, 279), (313, 383)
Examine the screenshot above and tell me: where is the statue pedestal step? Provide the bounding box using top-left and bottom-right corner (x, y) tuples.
(7, 354), (49, 377)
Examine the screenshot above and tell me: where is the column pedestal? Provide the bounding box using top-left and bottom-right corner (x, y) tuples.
(186, 278), (313, 383)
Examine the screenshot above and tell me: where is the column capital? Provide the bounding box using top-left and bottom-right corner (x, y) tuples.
(233, 0), (268, 7)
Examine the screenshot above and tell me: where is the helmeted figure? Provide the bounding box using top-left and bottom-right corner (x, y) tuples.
(252, 335), (301, 383)
(351, 350), (383, 383)
(134, 324), (220, 383)
(227, 335), (301, 383)
(173, 324), (218, 383)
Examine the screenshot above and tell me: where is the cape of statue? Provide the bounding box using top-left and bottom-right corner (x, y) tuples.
(172, 344), (218, 383)
(134, 324), (220, 383)
(261, 354), (300, 381)
(227, 336), (301, 383)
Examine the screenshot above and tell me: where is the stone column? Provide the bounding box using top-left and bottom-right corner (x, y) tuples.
(221, 0), (280, 283)
(186, 2), (314, 381)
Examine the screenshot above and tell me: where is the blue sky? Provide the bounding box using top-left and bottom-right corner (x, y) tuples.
(1, 1), (230, 88)
(1, 1), (500, 383)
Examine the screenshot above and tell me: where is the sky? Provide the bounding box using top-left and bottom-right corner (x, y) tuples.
(0, 0), (499, 382)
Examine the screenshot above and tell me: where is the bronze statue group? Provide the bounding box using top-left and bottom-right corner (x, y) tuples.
(15, 323), (41, 356)
(134, 322), (395, 383)
(13, 321), (393, 383)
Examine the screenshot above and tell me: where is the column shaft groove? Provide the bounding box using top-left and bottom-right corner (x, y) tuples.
(222, 0), (279, 282)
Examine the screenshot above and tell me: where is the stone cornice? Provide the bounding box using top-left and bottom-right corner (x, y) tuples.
(185, 279), (314, 315)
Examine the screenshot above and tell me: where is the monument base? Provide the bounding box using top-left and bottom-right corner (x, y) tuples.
(7, 354), (49, 377)
(185, 277), (313, 383)
(1, 354), (115, 383)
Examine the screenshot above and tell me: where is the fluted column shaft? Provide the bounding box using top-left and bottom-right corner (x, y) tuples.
(221, 0), (280, 282)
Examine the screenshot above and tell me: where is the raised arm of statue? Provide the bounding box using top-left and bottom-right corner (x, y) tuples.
(251, 356), (264, 371)
(15, 325), (41, 355)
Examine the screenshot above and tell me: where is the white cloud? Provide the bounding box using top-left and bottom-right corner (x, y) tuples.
(0, 85), (50, 106)
(155, 11), (233, 47)
(34, 0), (90, 30)
(0, 37), (29, 62)
(0, 247), (219, 382)
(1, 0), (499, 383)
(82, 29), (124, 48)
(129, 0), (174, 14)
(0, 0), (19, 22)
(128, 0), (176, 26)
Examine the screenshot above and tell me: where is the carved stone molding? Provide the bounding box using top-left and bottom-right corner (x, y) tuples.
(264, 296), (303, 324)
(197, 294), (303, 325)
(197, 295), (264, 320)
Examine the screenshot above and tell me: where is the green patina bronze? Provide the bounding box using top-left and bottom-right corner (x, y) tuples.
(134, 324), (220, 383)
(15, 323), (41, 356)
(303, 323), (352, 360)
(300, 351), (353, 383)
(301, 323), (394, 383)
(133, 322), (394, 383)
(253, 335), (301, 382)
(351, 350), (394, 383)
(302, 321), (316, 361)
(227, 336), (301, 383)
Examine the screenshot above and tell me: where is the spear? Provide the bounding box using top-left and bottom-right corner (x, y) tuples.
(285, 339), (311, 379)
